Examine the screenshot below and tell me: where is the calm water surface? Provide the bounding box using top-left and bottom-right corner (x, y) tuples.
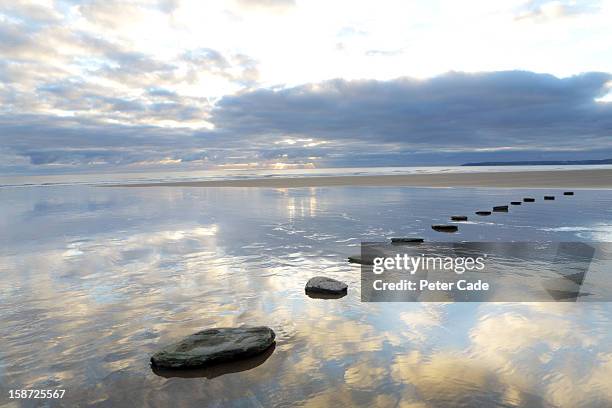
(1, 185), (612, 407)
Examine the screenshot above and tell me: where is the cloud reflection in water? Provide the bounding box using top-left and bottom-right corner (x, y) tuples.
(0, 185), (612, 407)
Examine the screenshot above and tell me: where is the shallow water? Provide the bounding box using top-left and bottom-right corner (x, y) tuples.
(1, 185), (612, 407)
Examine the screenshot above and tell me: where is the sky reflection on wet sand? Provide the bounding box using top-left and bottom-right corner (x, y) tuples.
(1, 186), (612, 407)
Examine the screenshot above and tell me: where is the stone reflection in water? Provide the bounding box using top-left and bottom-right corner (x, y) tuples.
(152, 344), (276, 379)
(1, 185), (612, 407)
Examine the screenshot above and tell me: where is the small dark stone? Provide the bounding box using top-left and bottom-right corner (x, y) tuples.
(475, 211), (492, 216)
(150, 327), (276, 369)
(563, 191), (574, 196)
(544, 196), (555, 200)
(305, 276), (348, 295)
(348, 255), (372, 265)
(450, 216), (468, 221)
(523, 198), (535, 202)
(391, 237), (424, 243)
(493, 205), (509, 212)
(431, 225), (458, 232)
(510, 201), (522, 205)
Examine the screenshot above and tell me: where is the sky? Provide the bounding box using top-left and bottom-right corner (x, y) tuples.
(1, 0), (611, 174)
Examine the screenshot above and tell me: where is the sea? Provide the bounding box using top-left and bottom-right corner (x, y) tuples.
(1, 165), (612, 407)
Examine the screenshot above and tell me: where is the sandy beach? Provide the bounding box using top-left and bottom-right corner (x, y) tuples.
(115, 168), (612, 188)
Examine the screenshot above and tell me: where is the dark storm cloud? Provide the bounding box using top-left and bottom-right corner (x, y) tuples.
(211, 71), (612, 150)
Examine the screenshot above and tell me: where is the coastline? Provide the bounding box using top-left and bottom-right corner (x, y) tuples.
(109, 168), (612, 188)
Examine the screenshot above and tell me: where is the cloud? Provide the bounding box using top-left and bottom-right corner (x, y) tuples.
(75, 0), (183, 28)
(157, 0), (181, 14)
(2, 70), (612, 173)
(77, 1), (146, 28)
(33, 78), (210, 124)
(515, 0), (601, 22)
(365, 49), (404, 57)
(466, 303), (612, 407)
(1, 2), (611, 174)
(0, 19), (50, 59)
(211, 71), (612, 151)
(0, 2), (259, 130)
(182, 48), (260, 86)
(233, 0), (295, 12)
(0, 1), (63, 25)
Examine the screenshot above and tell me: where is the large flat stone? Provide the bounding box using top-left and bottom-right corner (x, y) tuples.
(150, 327), (276, 369)
(305, 276), (348, 295)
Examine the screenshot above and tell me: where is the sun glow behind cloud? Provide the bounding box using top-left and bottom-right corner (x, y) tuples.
(0, 0), (611, 174)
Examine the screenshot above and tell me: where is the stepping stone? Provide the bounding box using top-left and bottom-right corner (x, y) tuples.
(450, 216), (468, 221)
(391, 237), (424, 243)
(475, 211), (492, 216)
(510, 201), (522, 205)
(544, 196), (555, 200)
(493, 205), (509, 212)
(348, 255), (372, 265)
(563, 191), (574, 196)
(150, 327), (276, 369)
(523, 198), (535, 202)
(431, 225), (458, 232)
(305, 276), (348, 295)
(152, 344), (276, 379)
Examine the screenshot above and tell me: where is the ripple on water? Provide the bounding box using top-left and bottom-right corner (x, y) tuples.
(1, 186), (612, 407)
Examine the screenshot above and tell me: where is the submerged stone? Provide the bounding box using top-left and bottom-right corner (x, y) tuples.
(450, 216), (468, 221)
(348, 255), (371, 265)
(391, 237), (424, 243)
(431, 224), (458, 232)
(152, 344), (276, 379)
(150, 327), (276, 369)
(305, 276), (348, 295)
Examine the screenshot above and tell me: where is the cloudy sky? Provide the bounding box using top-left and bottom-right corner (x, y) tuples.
(1, 0), (611, 174)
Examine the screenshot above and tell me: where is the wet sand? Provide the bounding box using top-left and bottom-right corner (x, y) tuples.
(114, 168), (612, 188)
